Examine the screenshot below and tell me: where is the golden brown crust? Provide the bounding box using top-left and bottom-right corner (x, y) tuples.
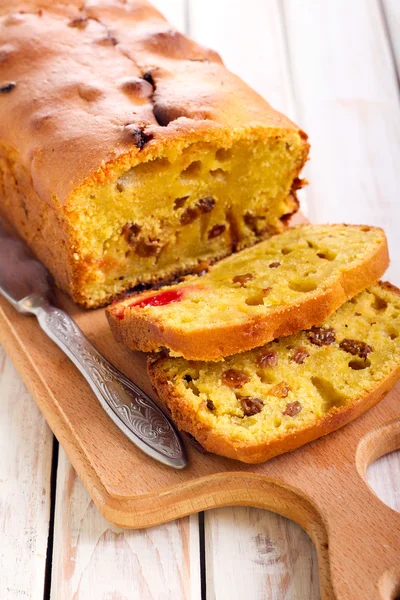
(0, 1), (308, 306)
(107, 225), (389, 360)
(148, 356), (400, 463)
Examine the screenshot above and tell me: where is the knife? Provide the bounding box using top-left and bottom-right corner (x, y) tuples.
(0, 223), (187, 469)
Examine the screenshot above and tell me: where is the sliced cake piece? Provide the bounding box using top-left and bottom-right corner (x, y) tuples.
(107, 224), (389, 360)
(148, 282), (400, 463)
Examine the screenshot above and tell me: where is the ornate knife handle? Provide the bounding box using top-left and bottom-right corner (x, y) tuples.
(22, 294), (187, 469)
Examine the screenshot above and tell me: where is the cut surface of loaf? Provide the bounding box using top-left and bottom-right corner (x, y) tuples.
(108, 224), (389, 360)
(0, 0), (308, 307)
(148, 283), (400, 463)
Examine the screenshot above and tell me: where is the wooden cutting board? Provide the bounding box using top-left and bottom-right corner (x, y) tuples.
(1, 286), (400, 599)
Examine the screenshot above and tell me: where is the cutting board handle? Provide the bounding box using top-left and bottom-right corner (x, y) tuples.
(303, 420), (400, 599)
(316, 484), (400, 599)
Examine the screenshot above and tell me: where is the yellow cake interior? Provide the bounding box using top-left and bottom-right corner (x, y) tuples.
(66, 130), (307, 306)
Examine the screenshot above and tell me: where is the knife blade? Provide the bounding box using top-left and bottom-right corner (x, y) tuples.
(0, 222), (187, 469)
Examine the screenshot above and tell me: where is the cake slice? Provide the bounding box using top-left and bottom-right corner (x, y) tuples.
(107, 224), (389, 360)
(148, 282), (400, 463)
(0, 1), (308, 307)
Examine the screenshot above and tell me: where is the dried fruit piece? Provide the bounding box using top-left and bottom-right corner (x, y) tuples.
(269, 262), (281, 268)
(196, 197), (215, 213)
(97, 34), (118, 46)
(241, 397), (263, 416)
(257, 350), (278, 368)
(129, 289), (185, 309)
(283, 401), (302, 417)
(0, 82), (15, 93)
(174, 196), (188, 209)
(206, 399), (215, 410)
(208, 224), (226, 239)
(339, 339), (373, 359)
(68, 17), (88, 28)
(221, 369), (250, 388)
(244, 213), (257, 229)
(135, 240), (160, 257)
(244, 212), (268, 235)
(142, 71), (155, 86)
(122, 223), (141, 245)
(180, 207), (199, 225)
(232, 273), (253, 286)
(125, 124), (153, 149)
(269, 382), (290, 398)
(307, 326), (336, 346)
(292, 348), (310, 364)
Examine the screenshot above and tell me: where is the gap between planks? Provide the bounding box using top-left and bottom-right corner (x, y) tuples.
(0, 347), (53, 599)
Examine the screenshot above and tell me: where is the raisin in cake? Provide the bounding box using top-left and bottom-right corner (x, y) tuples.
(107, 224), (389, 360)
(148, 283), (400, 463)
(0, 0), (308, 307)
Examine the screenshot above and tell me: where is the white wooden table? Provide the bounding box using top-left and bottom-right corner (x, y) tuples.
(1, 1), (400, 598)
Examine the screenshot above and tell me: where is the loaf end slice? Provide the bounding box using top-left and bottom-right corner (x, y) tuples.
(0, 2), (308, 307)
(108, 224), (389, 360)
(148, 282), (400, 463)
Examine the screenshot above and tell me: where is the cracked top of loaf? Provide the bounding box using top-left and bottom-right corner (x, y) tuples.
(0, 0), (305, 206)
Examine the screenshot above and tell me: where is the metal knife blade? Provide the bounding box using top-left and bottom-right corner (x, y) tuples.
(0, 222), (187, 469)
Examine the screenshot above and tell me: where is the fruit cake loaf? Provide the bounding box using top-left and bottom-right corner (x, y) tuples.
(148, 282), (400, 463)
(0, 0), (308, 307)
(107, 224), (389, 360)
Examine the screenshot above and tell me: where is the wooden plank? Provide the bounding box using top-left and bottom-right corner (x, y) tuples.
(50, 448), (201, 600)
(0, 345), (53, 599)
(48, 3), (202, 600)
(283, 0), (400, 282)
(152, 0), (186, 31)
(367, 451), (400, 512)
(188, 0), (296, 119)
(205, 507), (319, 600)
(187, 1), (318, 598)
(382, 0), (400, 74)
